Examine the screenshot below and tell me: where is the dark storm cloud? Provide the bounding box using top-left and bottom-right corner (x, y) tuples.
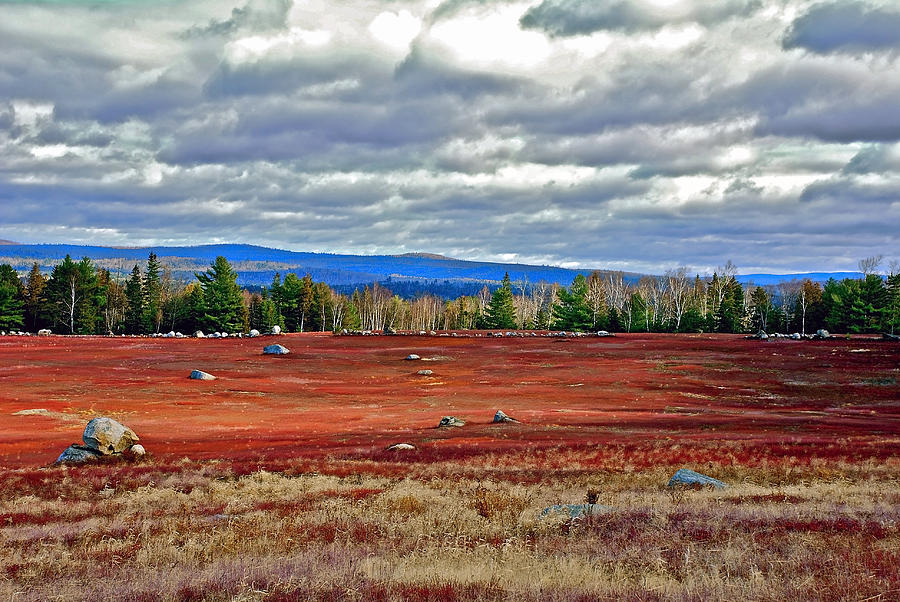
(783, 1), (900, 54)
(520, 0), (759, 36)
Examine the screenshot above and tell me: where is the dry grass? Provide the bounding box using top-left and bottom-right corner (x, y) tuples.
(1, 452), (898, 601)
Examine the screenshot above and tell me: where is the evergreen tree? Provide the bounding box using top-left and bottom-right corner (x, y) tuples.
(124, 265), (145, 334)
(194, 256), (245, 333)
(0, 264), (24, 331)
(885, 271), (900, 335)
(44, 255), (100, 334)
(485, 273), (517, 329)
(23, 263), (47, 332)
(552, 274), (592, 331)
(143, 252), (162, 333)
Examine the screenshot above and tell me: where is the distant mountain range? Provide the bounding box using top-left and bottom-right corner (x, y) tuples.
(0, 243), (863, 297)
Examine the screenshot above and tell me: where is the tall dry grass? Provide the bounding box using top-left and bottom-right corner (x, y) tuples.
(1, 452), (897, 601)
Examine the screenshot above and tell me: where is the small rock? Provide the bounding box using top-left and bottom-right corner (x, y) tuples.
(667, 468), (727, 489)
(190, 370), (216, 380)
(596, 330), (612, 337)
(493, 410), (518, 423)
(56, 444), (104, 465)
(386, 443), (416, 451)
(815, 329), (830, 339)
(405, 354), (421, 361)
(757, 330), (768, 340)
(83, 417), (139, 455)
(129, 444), (146, 456)
(194, 330), (205, 338)
(416, 369), (433, 376)
(263, 344), (290, 355)
(271, 325), (282, 335)
(37, 329), (52, 336)
(791, 333), (801, 340)
(437, 416), (465, 428)
(248, 329), (260, 337)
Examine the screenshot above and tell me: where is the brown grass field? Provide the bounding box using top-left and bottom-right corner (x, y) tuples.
(0, 333), (898, 601)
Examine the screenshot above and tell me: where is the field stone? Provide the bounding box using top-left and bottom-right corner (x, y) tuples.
(386, 443), (416, 451)
(190, 370), (216, 380)
(493, 410), (518, 423)
(248, 329), (260, 337)
(83, 417), (139, 455)
(56, 444), (104, 464)
(194, 330), (205, 338)
(405, 354), (421, 361)
(667, 468), (727, 489)
(437, 416), (465, 428)
(540, 503), (615, 519)
(271, 325), (282, 335)
(416, 369), (433, 376)
(263, 344), (290, 355)
(129, 444), (146, 456)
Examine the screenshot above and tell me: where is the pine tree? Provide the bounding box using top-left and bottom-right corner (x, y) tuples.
(485, 273), (517, 329)
(23, 263), (47, 332)
(195, 256), (245, 333)
(552, 274), (592, 331)
(0, 264), (24, 331)
(124, 265), (145, 334)
(143, 252), (162, 333)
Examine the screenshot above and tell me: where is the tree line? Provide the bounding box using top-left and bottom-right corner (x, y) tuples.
(0, 254), (898, 336)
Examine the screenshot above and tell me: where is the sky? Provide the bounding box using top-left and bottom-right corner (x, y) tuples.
(0, 0), (898, 274)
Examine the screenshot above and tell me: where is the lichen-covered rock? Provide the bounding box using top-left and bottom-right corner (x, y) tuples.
(56, 444), (104, 464)
(263, 344), (290, 355)
(190, 370), (216, 380)
(437, 416), (464, 428)
(540, 504), (615, 519)
(667, 468), (727, 489)
(493, 410), (518, 423)
(83, 417), (139, 455)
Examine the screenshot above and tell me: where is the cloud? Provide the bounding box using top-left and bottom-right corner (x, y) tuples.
(520, 0), (759, 36)
(188, 0), (293, 37)
(783, 1), (900, 54)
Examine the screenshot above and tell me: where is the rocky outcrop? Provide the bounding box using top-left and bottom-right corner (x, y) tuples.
(83, 417), (139, 455)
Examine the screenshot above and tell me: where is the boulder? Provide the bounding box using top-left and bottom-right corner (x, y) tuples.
(815, 329), (830, 339)
(405, 354), (421, 361)
(791, 333), (801, 340)
(271, 325), (282, 335)
(493, 410), (518, 423)
(386, 443), (416, 451)
(667, 468), (727, 489)
(416, 369), (433, 376)
(248, 329), (260, 337)
(757, 330), (768, 340)
(190, 370), (216, 381)
(83, 417), (139, 455)
(540, 504), (615, 519)
(437, 416), (465, 428)
(263, 344), (290, 355)
(596, 330), (612, 337)
(194, 330), (205, 338)
(37, 329), (52, 336)
(129, 444), (146, 456)
(56, 444), (104, 465)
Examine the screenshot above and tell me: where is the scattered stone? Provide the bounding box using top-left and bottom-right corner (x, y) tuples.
(814, 329), (830, 339)
(405, 354), (421, 361)
(493, 410), (518, 423)
(667, 468), (727, 489)
(596, 330), (613, 337)
(271, 325), (282, 335)
(190, 370), (216, 380)
(540, 504), (615, 519)
(386, 443), (416, 451)
(37, 329), (52, 336)
(263, 344), (290, 355)
(437, 416), (465, 428)
(416, 369), (433, 376)
(248, 329), (260, 337)
(83, 417), (139, 455)
(384, 326), (397, 335)
(56, 444), (104, 465)
(194, 330), (205, 338)
(791, 332), (801, 340)
(128, 444), (146, 456)
(757, 330), (768, 340)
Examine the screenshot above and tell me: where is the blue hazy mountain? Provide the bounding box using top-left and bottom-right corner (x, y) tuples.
(0, 243), (863, 295)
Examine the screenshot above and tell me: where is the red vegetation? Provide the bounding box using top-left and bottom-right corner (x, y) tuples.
(0, 332), (897, 469)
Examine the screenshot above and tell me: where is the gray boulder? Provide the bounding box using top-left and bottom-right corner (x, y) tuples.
(437, 416), (465, 428)
(189, 370), (216, 381)
(263, 344), (290, 355)
(815, 329), (830, 339)
(667, 468), (727, 489)
(194, 330), (205, 338)
(56, 444), (104, 464)
(83, 417), (139, 455)
(540, 504), (615, 519)
(416, 369), (433, 376)
(757, 330), (768, 340)
(493, 410), (518, 423)
(271, 325), (282, 335)
(248, 329), (260, 337)
(883, 333), (900, 341)
(405, 354), (421, 361)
